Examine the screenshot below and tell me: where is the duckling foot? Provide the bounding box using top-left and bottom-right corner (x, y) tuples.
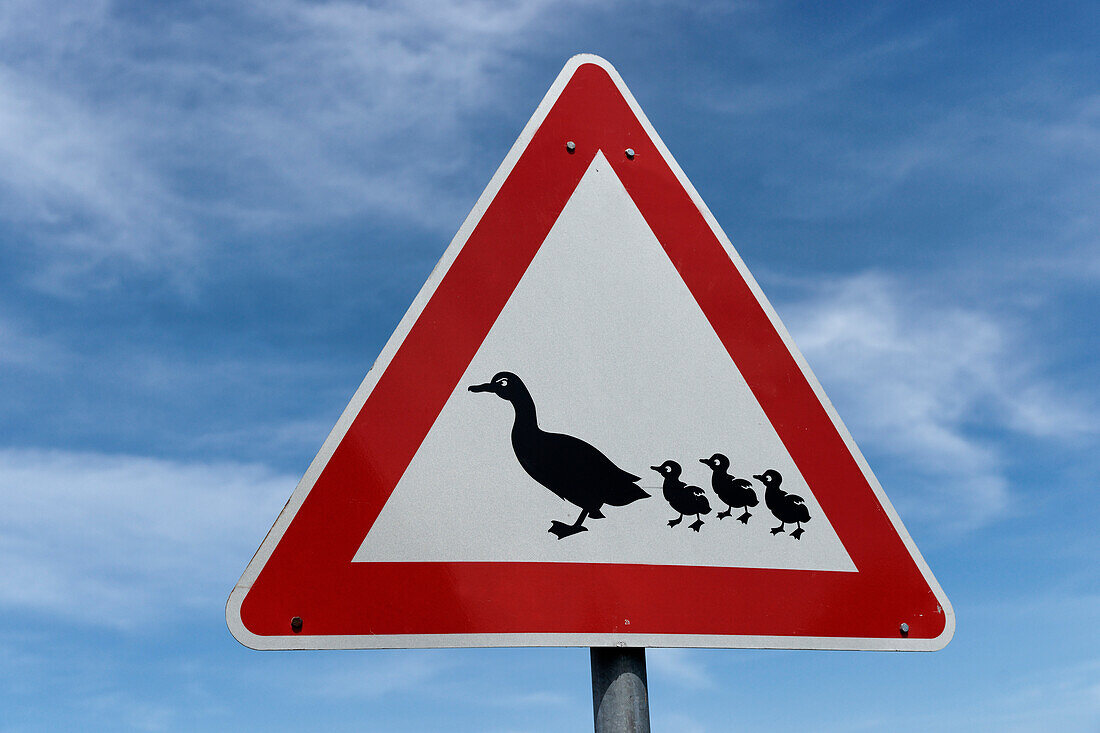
(549, 521), (588, 539)
(717, 508), (732, 520)
(770, 524), (786, 535)
(790, 526), (805, 540)
(689, 517), (705, 532)
(668, 515), (684, 528)
(737, 510), (752, 524)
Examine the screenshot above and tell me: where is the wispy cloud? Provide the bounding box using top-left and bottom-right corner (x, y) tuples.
(647, 648), (715, 690)
(303, 653), (454, 700)
(651, 712), (709, 733)
(0, 448), (292, 627)
(0, 314), (68, 368)
(487, 690), (573, 708)
(851, 656), (1100, 733)
(781, 272), (1095, 530)
(997, 658), (1100, 730)
(0, 59), (198, 294)
(694, 14), (1100, 291)
(0, 0), (618, 294)
(701, 19), (947, 119)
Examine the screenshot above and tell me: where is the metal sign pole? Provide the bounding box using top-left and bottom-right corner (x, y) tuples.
(590, 647), (651, 733)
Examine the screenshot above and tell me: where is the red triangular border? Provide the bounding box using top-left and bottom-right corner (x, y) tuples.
(228, 56), (953, 651)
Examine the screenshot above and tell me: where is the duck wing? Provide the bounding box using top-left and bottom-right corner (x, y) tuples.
(538, 431), (641, 482)
(515, 430), (647, 507)
(689, 485), (712, 514)
(783, 493), (811, 523)
(735, 479), (760, 507)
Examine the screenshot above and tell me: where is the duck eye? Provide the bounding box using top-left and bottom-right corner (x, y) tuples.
(497, 378), (508, 387)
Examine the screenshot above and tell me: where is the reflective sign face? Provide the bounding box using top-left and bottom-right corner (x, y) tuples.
(355, 155), (854, 573)
(227, 55), (954, 652)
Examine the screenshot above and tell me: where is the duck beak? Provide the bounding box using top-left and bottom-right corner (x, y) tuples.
(752, 474), (764, 481)
(468, 382), (493, 393)
(698, 458), (709, 465)
(649, 465), (661, 473)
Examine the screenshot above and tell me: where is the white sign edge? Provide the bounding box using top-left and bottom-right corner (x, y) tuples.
(226, 53), (955, 652)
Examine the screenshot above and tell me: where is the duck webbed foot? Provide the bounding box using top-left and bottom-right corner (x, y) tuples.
(549, 521), (588, 539)
(667, 515), (684, 528)
(548, 509), (589, 540)
(790, 525), (805, 540)
(737, 510), (752, 524)
(717, 507), (732, 520)
(770, 523), (786, 535)
(689, 516), (705, 532)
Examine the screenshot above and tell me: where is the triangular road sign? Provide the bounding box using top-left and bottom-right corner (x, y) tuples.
(227, 55), (954, 651)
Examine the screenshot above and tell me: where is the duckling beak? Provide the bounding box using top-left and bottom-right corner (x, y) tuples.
(752, 473), (765, 481)
(698, 458), (710, 465)
(649, 465), (662, 473)
(468, 382), (493, 393)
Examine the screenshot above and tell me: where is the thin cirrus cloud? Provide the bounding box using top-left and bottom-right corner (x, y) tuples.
(0, 448), (292, 628)
(647, 648), (715, 691)
(0, 315), (69, 368)
(780, 272), (1094, 531)
(993, 658), (1100, 731)
(0, 65), (199, 293)
(695, 19), (1100, 288)
(299, 654), (455, 700)
(0, 0), (619, 293)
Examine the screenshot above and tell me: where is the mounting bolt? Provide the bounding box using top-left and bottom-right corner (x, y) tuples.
(625, 148), (635, 159)
(291, 616), (303, 633)
(566, 141), (576, 153)
(899, 622), (909, 637)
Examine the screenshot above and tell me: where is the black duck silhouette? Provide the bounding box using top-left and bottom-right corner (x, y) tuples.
(651, 460), (711, 532)
(700, 453), (758, 523)
(468, 372), (650, 539)
(755, 469), (811, 539)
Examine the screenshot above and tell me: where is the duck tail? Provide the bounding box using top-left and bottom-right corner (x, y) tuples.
(607, 482), (651, 506)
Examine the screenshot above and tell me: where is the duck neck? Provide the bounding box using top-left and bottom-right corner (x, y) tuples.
(508, 389), (538, 434)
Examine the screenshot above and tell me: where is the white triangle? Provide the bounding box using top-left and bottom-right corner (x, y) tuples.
(355, 153), (855, 572)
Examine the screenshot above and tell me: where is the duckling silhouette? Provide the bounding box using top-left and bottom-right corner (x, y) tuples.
(468, 372), (649, 539)
(755, 469), (810, 539)
(699, 453), (758, 523)
(651, 460), (711, 532)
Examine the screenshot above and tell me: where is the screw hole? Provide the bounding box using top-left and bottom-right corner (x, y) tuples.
(291, 616), (303, 633)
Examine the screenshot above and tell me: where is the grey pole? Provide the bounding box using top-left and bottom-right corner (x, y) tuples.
(590, 647), (651, 733)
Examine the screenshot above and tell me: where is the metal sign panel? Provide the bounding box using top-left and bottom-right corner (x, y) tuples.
(227, 54), (954, 651)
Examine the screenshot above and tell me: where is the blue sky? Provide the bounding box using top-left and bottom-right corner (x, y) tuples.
(1, 1), (1098, 730)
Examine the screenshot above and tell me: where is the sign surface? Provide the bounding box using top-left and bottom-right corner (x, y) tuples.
(227, 54), (954, 651)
